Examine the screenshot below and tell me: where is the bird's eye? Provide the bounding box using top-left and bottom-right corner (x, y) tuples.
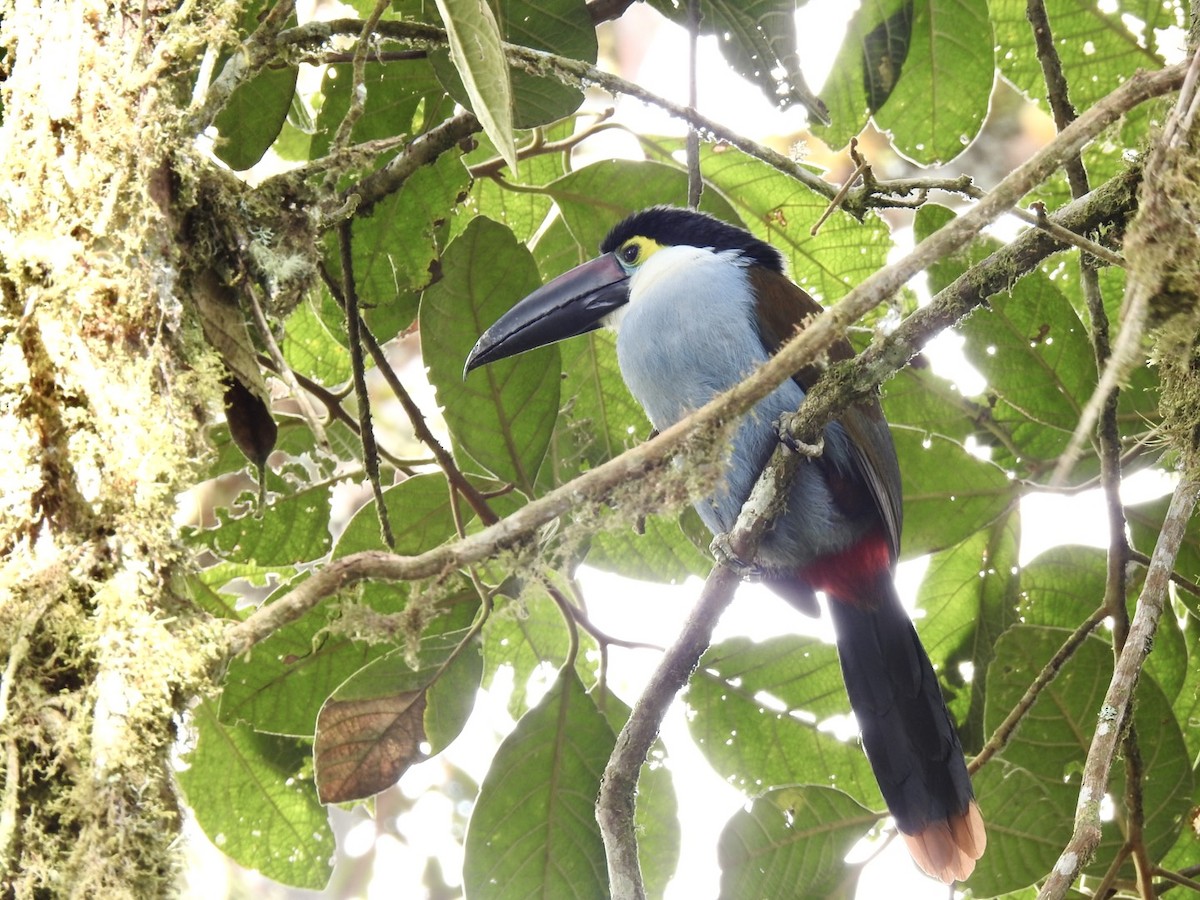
(619, 243), (640, 265)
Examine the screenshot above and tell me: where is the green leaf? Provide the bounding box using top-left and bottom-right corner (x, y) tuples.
(334, 472), (461, 557)
(893, 428), (1014, 558)
(433, 0), (518, 169)
(463, 669), (614, 898)
(882, 366), (978, 444)
(957, 271), (1098, 470)
(820, 0), (993, 161)
(992, 0), (1173, 114)
(200, 479), (334, 567)
(219, 581), (401, 736)
(872, 0), (994, 164)
(535, 328), (648, 491)
(815, 1), (895, 148)
(429, 0), (595, 130)
(546, 159), (744, 253)
(282, 293), (352, 386)
(179, 702), (334, 890)
(983, 627), (1194, 888)
(482, 586), (600, 717)
(692, 145), (892, 302)
(967, 761), (1073, 895)
(211, 4), (298, 171)
(916, 509), (1021, 751)
(587, 512), (713, 584)
(687, 635), (885, 810)
(321, 149), (471, 342)
(422, 216), (560, 491)
(915, 201), (1100, 474)
(718, 786), (877, 897)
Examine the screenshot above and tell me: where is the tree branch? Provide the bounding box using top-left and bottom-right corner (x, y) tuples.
(598, 431), (808, 899)
(1036, 473), (1200, 900)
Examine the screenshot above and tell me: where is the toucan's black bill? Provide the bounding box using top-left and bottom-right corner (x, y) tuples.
(464, 252), (630, 376)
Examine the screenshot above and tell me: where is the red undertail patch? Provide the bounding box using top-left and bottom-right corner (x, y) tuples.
(800, 532), (893, 607)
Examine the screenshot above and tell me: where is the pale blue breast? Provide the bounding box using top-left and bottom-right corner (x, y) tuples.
(612, 246), (866, 571)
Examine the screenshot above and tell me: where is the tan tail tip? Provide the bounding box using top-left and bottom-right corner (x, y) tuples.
(901, 801), (987, 884)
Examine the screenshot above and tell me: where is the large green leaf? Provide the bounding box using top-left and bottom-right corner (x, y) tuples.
(718, 786), (877, 898)
(321, 148), (471, 342)
(211, 3), (298, 170)
(179, 702), (334, 890)
(873, 0), (994, 164)
(433, 0), (518, 168)
(536, 327), (648, 491)
(482, 588), (592, 717)
(894, 427), (1015, 558)
(687, 635), (885, 810)
(333, 472), (461, 557)
(957, 271), (1098, 470)
(421, 216), (560, 491)
(200, 479), (334, 567)
(819, 0), (994, 162)
(981, 627), (1193, 891)
(463, 669), (614, 898)
(587, 511), (712, 583)
(546, 159), (743, 253)
(992, 0), (1174, 113)
(430, 0), (596, 130)
(916, 509), (1021, 751)
(282, 293), (352, 387)
(692, 145), (892, 302)
(915, 202), (1100, 474)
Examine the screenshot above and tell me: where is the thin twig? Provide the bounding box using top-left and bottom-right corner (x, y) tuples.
(317, 263), (500, 525)
(970, 605), (1108, 773)
(812, 144), (868, 236)
(598, 432), (814, 898)
(337, 220), (394, 549)
(244, 286), (330, 447)
(325, 0), (392, 174)
(685, 0), (702, 210)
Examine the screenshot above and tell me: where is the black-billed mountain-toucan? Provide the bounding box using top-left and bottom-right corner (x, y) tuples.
(464, 206), (985, 883)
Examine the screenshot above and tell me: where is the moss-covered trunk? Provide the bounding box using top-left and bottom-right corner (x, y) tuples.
(0, 3), (219, 895)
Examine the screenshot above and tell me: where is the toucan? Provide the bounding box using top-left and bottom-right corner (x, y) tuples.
(463, 206), (986, 883)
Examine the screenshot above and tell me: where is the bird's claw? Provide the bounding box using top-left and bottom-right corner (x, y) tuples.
(775, 414), (824, 458)
(710, 533), (762, 579)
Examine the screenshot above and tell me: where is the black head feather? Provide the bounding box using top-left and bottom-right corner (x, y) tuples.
(600, 206), (785, 274)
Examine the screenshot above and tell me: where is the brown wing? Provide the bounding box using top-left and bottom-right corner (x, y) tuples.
(749, 268), (903, 559)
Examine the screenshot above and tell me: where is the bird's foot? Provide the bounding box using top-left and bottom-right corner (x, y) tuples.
(775, 413), (824, 458)
(710, 533), (762, 579)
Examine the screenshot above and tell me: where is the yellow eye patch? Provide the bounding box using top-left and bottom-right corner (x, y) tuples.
(616, 237), (663, 267)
